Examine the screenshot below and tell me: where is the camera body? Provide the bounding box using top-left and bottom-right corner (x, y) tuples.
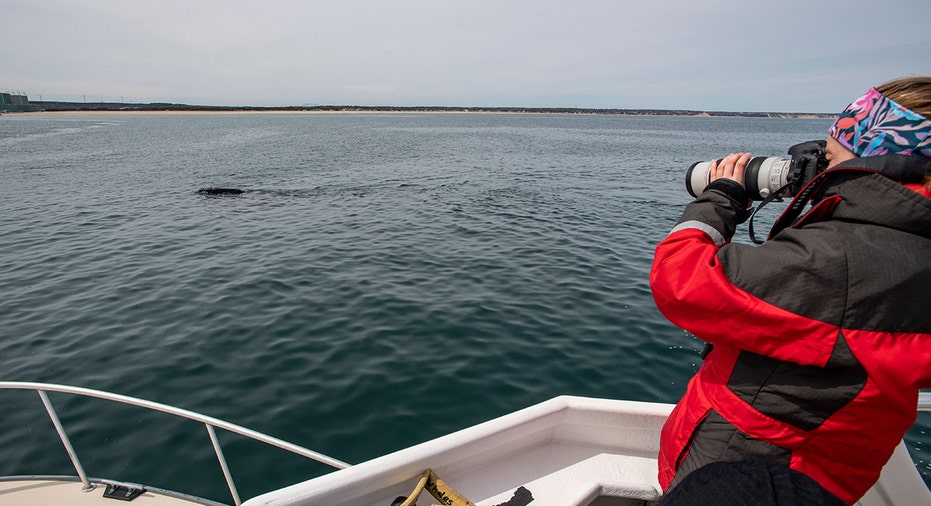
(686, 140), (828, 201)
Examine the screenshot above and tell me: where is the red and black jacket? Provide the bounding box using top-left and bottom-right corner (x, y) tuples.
(650, 154), (931, 504)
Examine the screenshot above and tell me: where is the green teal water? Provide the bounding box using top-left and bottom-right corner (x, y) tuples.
(1, 112), (928, 503)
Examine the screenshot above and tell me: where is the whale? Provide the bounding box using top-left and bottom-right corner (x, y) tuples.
(197, 187), (246, 195)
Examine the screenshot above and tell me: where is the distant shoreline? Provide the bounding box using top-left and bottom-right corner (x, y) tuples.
(9, 102), (836, 119)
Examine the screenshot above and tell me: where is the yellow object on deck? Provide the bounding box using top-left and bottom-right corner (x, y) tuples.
(398, 469), (476, 506)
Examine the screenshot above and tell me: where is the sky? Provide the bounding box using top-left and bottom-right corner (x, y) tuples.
(3, 0), (930, 113)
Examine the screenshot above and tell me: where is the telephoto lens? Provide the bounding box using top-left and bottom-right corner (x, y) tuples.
(685, 140), (827, 202)
(686, 156), (794, 201)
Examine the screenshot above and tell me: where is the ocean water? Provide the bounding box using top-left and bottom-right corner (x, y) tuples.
(1, 112), (928, 503)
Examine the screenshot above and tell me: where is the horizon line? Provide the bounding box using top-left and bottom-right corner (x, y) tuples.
(22, 100), (837, 118)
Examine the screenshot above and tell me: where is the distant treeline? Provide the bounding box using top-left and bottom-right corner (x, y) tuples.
(28, 101), (835, 118)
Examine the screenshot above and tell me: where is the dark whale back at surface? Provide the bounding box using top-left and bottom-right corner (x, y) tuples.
(197, 187), (246, 195)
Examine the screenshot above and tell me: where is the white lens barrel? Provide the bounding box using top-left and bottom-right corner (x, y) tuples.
(750, 158), (792, 199)
(686, 161), (712, 197)
(686, 157), (793, 200)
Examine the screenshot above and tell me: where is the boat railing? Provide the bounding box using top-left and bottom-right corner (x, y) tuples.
(0, 381), (350, 505)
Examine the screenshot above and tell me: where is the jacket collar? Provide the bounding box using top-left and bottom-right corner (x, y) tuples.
(769, 155), (931, 239)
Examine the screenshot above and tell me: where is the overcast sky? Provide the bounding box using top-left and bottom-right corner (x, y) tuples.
(4, 0), (930, 113)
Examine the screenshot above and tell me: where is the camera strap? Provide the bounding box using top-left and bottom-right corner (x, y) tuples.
(747, 179), (798, 244)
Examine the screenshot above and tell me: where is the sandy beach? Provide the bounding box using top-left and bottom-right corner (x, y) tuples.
(12, 109), (450, 117)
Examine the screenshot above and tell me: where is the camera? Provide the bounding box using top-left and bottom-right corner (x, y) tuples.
(685, 140), (828, 201)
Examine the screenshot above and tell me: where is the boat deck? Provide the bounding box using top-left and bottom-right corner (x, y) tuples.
(245, 396), (931, 506)
(245, 397), (678, 505)
(0, 477), (220, 505)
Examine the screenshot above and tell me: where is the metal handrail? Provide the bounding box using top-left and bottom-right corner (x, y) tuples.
(0, 381), (350, 505)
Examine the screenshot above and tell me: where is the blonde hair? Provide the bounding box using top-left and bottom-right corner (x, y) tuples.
(875, 76), (931, 120)
(875, 76), (931, 189)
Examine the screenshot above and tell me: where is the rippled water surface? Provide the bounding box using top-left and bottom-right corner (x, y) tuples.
(1, 112), (927, 502)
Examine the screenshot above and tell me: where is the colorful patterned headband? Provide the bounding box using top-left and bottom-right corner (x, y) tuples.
(828, 88), (931, 158)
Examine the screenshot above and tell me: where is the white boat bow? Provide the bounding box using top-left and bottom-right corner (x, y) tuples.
(1, 382), (930, 506)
